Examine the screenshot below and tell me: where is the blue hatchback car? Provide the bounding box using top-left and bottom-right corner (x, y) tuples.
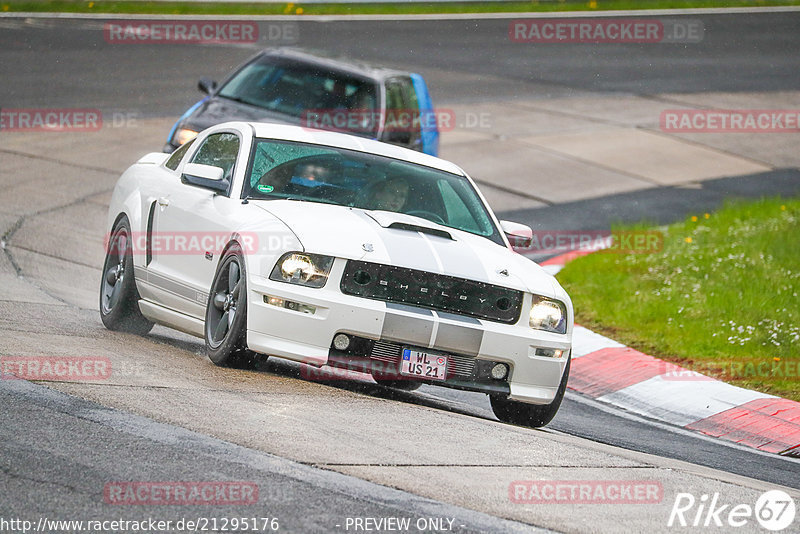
(165, 49), (440, 156)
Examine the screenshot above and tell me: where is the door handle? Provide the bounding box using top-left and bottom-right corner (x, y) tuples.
(157, 197), (170, 207)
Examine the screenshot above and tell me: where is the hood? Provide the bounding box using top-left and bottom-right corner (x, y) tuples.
(185, 97), (300, 131)
(253, 200), (559, 297)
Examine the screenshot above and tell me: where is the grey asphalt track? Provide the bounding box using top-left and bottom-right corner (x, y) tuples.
(0, 377), (539, 534)
(2, 12), (799, 111)
(1, 10), (799, 532)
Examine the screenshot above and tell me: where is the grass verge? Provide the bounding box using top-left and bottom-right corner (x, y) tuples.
(2, 0), (800, 16)
(557, 197), (800, 402)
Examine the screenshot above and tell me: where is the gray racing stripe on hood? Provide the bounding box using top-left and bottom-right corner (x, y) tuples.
(369, 226), (442, 273)
(357, 210), (491, 281)
(419, 232), (489, 281)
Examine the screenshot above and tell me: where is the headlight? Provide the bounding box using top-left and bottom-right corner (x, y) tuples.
(269, 252), (334, 288)
(529, 296), (567, 334)
(173, 128), (198, 146)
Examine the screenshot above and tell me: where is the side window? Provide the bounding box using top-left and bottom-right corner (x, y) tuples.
(401, 78), (419, 112)
(399, 78), (422, 146)
(385, 81), (405, 111)
(190, 133), (240, 182)
(383, 80), (411, 145)
(164, 138), (195, 171)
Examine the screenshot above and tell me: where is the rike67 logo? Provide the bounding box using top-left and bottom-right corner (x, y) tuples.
(668, 490), (796, 531)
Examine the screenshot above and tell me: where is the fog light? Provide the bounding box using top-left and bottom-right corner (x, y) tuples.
(535, 348), (564, 358)
(333, 333), (351, 351)
(490, 363), (509, 380)
(263, 294), (316, 314)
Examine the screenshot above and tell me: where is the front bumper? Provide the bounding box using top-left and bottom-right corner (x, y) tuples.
(245, 259), (571, 405)
(326, 337), (513, 396)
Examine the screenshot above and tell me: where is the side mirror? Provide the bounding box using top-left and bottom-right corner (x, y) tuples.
(500, 220), (533, 249)
(198, 77), (218, 95)
(182, 163), (227, 193)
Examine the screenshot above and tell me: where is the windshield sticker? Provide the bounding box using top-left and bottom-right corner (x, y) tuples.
(257, 184), (274, 193)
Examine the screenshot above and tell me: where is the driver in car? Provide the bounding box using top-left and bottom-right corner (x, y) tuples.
(368, 177), (410, 212)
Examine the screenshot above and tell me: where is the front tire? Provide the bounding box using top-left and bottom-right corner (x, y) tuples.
(204, 244), (260, 369)
(490, 356), (570, 428)
(99, 217), (154, 335)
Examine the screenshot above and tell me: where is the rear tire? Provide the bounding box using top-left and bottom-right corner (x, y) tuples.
(490, 356), (570, 428)
(99, 217), (154, 335)
(204, 244), (261, 369)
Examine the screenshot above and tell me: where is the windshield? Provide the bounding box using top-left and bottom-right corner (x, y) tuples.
(218, 57), (379, 134)
(243, 139), (502, 244)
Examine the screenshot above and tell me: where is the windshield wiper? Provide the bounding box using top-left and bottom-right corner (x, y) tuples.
(219, 94), (259, 107)
(286, 197), (340, 206)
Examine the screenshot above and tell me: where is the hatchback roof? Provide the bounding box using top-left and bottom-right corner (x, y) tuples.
(258, 48), (412, 82)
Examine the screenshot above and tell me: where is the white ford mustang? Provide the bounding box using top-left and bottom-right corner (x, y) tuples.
(100, 121), (573, 427)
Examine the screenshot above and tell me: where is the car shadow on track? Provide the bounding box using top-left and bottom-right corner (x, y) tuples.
(139, 327), (531, 430)
(258, 355), (491, 419)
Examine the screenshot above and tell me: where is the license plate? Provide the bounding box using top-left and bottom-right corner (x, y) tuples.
(400, 349), (447, 381)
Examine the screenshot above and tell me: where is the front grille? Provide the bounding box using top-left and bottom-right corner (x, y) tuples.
(371, 340), (401, 366)
(340, 260), (523, 324)
(370, 340), (476, 379)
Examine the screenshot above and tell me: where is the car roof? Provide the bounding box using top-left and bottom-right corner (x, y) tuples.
(242, 121), (465, 176)
(258, 48), (412, 82)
